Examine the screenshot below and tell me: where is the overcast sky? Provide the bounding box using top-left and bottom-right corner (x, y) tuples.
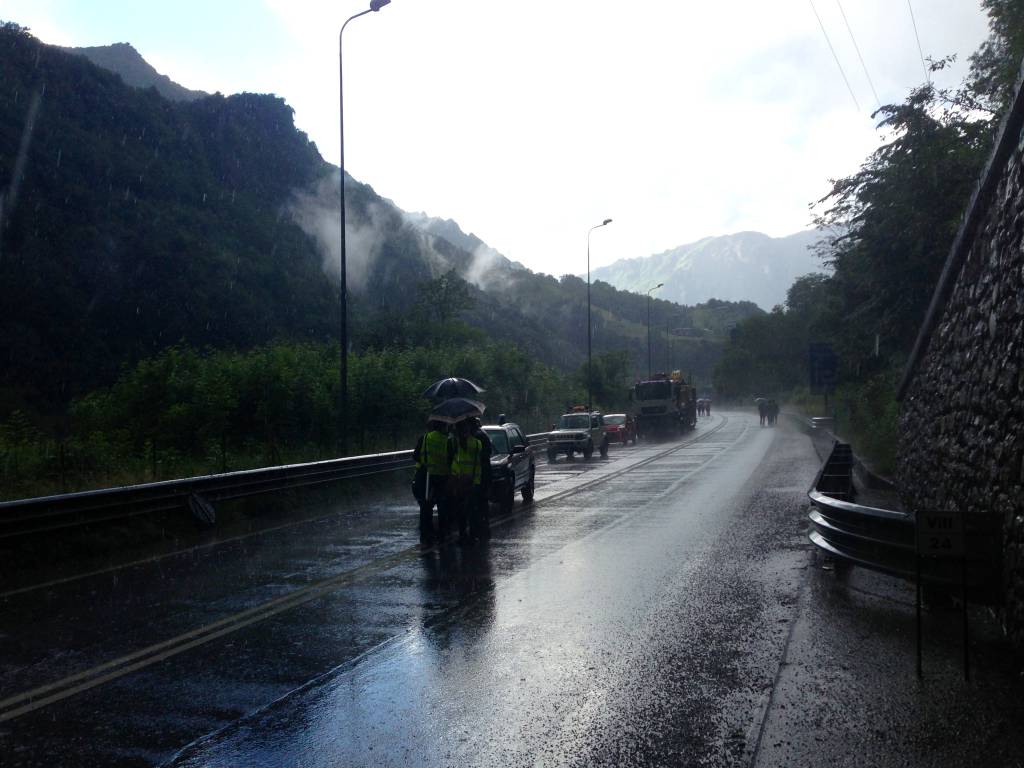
(0, 1), (993, 277)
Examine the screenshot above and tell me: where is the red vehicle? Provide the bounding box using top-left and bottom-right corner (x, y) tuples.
(602, 413), (636, 445)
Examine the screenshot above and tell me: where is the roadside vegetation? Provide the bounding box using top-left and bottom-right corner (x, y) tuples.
(713, 0), (1024, 476)
(0, 275), (639, 499)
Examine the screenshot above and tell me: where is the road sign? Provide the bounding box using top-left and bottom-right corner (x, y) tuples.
(916, 510), (965, 557)
(914, 508), (970, 682)
(808, 343), (838, 395)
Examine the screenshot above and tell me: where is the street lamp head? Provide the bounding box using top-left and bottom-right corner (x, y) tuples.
(370, 0), (390, 10)
(602, 218), (612, 225)
(656, 282), (664, 289)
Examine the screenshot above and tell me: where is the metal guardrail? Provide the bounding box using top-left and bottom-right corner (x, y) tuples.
(807, 441), (1003, 604)
(807, 416), (834, 432)
(0, 432), (550, 539)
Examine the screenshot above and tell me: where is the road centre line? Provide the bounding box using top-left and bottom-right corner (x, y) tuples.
(0, 418), (731, 723)
(1, 419), (721, 600)
(166, 418), (745, 766)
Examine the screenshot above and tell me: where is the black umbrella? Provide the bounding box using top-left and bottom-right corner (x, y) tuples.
(422, 377), (485, 402)
(429, 397), (486, 425)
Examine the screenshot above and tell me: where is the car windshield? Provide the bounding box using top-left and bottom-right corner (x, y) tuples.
(636, 381), (672, 400)
(484, 428), (509, 454)
(558, 414), (591, 430)
(604, 414), (626, 426)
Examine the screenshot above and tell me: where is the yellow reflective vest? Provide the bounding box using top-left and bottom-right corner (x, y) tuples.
(419, 430), (451, 476)
(451, 436), (482, 486)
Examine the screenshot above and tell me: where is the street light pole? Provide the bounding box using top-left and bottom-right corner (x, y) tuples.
(645, 282), (663, 379)
(665, 315), (684, 373)
(587, 218), (612, 412)
(665, 317), (672, 373)
(339, 0), (390, 456)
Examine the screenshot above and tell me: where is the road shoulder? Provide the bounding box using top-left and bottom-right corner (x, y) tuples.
(755, 524), (1024, 766)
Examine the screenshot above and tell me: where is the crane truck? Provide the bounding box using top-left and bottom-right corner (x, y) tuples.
(630, 371), (697, 439)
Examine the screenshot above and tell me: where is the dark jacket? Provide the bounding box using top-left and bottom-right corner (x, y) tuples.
(472, 426), (493, 486)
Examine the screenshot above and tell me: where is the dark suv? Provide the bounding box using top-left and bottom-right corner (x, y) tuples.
(482, 422), (536, 512)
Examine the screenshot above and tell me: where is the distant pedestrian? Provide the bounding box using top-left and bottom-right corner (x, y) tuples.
(413, 420), (453, 542)
(758, 399), (767, 426)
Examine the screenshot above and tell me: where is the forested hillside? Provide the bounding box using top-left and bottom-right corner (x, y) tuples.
(0, 23), (756, 410)
(712, 0), (1024, 473)
(0, 23), (334, 410)
(0, 22), (761, 496)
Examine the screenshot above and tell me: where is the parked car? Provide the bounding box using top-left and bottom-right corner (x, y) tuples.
(546, 407), (608, 461)
(602, 413), (636, 445)
(482, 421), (536, 512)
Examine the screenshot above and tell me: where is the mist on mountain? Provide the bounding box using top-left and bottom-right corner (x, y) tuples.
(0, 22), (762, 418)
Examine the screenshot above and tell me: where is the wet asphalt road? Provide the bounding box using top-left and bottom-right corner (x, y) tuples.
(2, 412), (820, 766)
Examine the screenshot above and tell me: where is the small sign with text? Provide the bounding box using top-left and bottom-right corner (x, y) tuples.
(916, 510), (964, 557)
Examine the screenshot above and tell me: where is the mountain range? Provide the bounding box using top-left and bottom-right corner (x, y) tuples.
(60, 41), (818, 310)
(591, 230), (825, 311)
(0, 26), (764, 415)
(61, 42), (208, 102)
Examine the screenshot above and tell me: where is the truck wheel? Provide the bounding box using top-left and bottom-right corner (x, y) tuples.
(548, 448), (557, 463)
(599, 439), (609, 459)
(583, 440), (593, 459)
(521, 468), (535, 503)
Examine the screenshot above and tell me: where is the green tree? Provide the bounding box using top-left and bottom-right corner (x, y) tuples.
(966, 0), (1024, 116)
(813, 83), (990, 371)
(577, 350), (632, 412)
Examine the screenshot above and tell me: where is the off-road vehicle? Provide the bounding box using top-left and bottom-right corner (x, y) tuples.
(546, 408), (608, 462)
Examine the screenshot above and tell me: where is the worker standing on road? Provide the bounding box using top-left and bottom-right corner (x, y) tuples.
(449, 419), (482, 546)
(469, 417), (492, 541)
(413, 420), (453, 543)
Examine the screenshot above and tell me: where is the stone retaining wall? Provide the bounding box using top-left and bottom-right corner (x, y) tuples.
(898, 116), (1024, 649)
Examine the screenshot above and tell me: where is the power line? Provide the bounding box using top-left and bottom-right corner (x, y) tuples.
(906, 0), (930, 84)
(835, 0), (881, 110)
(809, 0), (860, 112)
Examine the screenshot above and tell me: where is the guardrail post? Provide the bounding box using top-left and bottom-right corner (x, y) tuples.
(188, 493), (216, 527)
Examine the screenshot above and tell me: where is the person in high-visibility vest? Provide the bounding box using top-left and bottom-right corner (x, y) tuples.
(469, 417), (492, 541)
(413, 420), (453, 542)
(449, 419), (482, 545)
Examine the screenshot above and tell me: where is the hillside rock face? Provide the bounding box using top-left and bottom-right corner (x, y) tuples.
(591, 230), (824, 310)
(62, 42), (208, 102)
(898, 91), (1024, 652)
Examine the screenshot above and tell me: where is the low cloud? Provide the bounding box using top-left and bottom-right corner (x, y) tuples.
(286, 173), (390, 293)
(465, 242), (509, 291)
